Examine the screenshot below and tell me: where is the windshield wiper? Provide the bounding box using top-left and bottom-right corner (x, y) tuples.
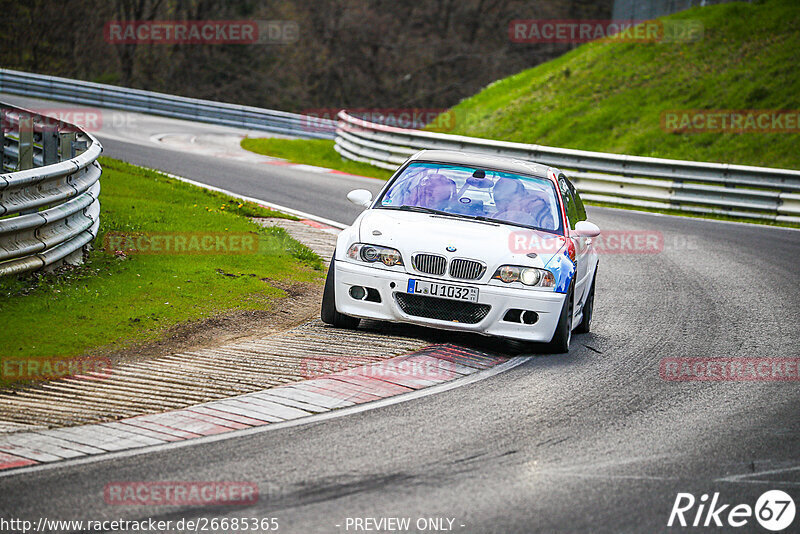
(393, 205), (456, 217)
(392, 205), (498, 224)
(387, 205), (556, 232)
(457, 213), (559, 234)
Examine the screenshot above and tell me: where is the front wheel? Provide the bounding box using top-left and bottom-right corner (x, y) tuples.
(544, 285), (573, 353)
(320, 256), (361, 329)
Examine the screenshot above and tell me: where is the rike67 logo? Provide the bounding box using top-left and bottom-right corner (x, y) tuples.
(668, 490), (795, 531)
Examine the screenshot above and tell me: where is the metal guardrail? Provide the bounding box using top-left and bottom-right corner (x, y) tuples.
(334, 111), (800, 224)
(0, 102), (102, 276)
(0, 69), (335, 140)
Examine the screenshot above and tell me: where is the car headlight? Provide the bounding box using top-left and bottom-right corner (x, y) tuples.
(347, 243), (404, 267)
(492, 265), (555, 287)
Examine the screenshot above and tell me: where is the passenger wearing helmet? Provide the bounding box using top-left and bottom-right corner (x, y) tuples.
(415, 173), (457, 211)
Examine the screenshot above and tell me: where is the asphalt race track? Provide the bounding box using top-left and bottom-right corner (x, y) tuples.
(1, 94), (799, 533)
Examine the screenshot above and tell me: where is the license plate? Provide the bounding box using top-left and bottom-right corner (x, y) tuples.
(407, 279), (479, 302)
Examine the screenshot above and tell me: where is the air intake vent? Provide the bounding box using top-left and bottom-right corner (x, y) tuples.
(395, 293), (490, 324)
(449, 259), (485, 280)
(413, 253), (447, 276)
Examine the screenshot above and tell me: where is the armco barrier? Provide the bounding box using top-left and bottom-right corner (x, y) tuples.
(0, 102), (102, 276)
(0, 69), (335, 139)
(334, 111), (800, 224)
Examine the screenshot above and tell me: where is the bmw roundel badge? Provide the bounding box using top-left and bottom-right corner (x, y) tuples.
(446, 246), (457, 252)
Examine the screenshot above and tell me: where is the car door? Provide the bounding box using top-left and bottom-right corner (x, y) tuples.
(558, 175), (591, 310)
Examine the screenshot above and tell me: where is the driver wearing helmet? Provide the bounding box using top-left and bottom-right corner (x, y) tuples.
(522, 189), (556, 230)
(493, 178), (555, 229)
(493, 177), (535, 225)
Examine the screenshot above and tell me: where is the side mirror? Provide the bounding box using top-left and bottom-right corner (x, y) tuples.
(573, 220), (600, 237)
(347, 189), (373, 208)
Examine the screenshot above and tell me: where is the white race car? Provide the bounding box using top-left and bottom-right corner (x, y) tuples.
(321, 150), (600, 352)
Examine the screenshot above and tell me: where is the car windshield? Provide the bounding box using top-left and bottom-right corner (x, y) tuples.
(377, 161), (563, 234)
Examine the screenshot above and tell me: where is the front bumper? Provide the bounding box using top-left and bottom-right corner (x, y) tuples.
(334, 260), (565, 342)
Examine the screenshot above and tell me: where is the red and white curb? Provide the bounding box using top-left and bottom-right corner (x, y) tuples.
(0, 345), (509, 473)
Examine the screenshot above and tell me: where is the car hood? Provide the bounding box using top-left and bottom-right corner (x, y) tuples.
(357, 209), (567, 271)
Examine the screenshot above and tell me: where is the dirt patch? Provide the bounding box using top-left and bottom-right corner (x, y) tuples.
(90, 279), (323, 370)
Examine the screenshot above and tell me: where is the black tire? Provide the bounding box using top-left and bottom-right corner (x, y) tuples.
(574, 270), (596, 334)
(320, 256), (361, 329)
(544, 284), (574, 353)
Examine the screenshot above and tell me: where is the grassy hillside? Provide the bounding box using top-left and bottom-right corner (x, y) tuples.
(430, 0), (800, 170)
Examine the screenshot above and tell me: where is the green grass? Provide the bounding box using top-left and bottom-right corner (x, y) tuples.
(0, 157), (323, 387)
(241, 137), (393, 180)
(428, 0), (800, 170)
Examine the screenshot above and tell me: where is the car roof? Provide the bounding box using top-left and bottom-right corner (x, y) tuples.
(407, 149), (556, 180)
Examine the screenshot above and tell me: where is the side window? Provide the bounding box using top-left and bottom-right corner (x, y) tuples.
(558, 177), (579, 230)
(565, 177), (587, 222)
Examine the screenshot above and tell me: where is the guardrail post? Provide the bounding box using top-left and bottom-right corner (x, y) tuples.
(59, 132), (76, 160)
(0, 108), (5, 172)
(17, 112), (37, 215)
(71, 139), (88, 157)
(17, 112), (33, 171)
(57, 248), (87, 270)
(42, 127), (59, 165)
